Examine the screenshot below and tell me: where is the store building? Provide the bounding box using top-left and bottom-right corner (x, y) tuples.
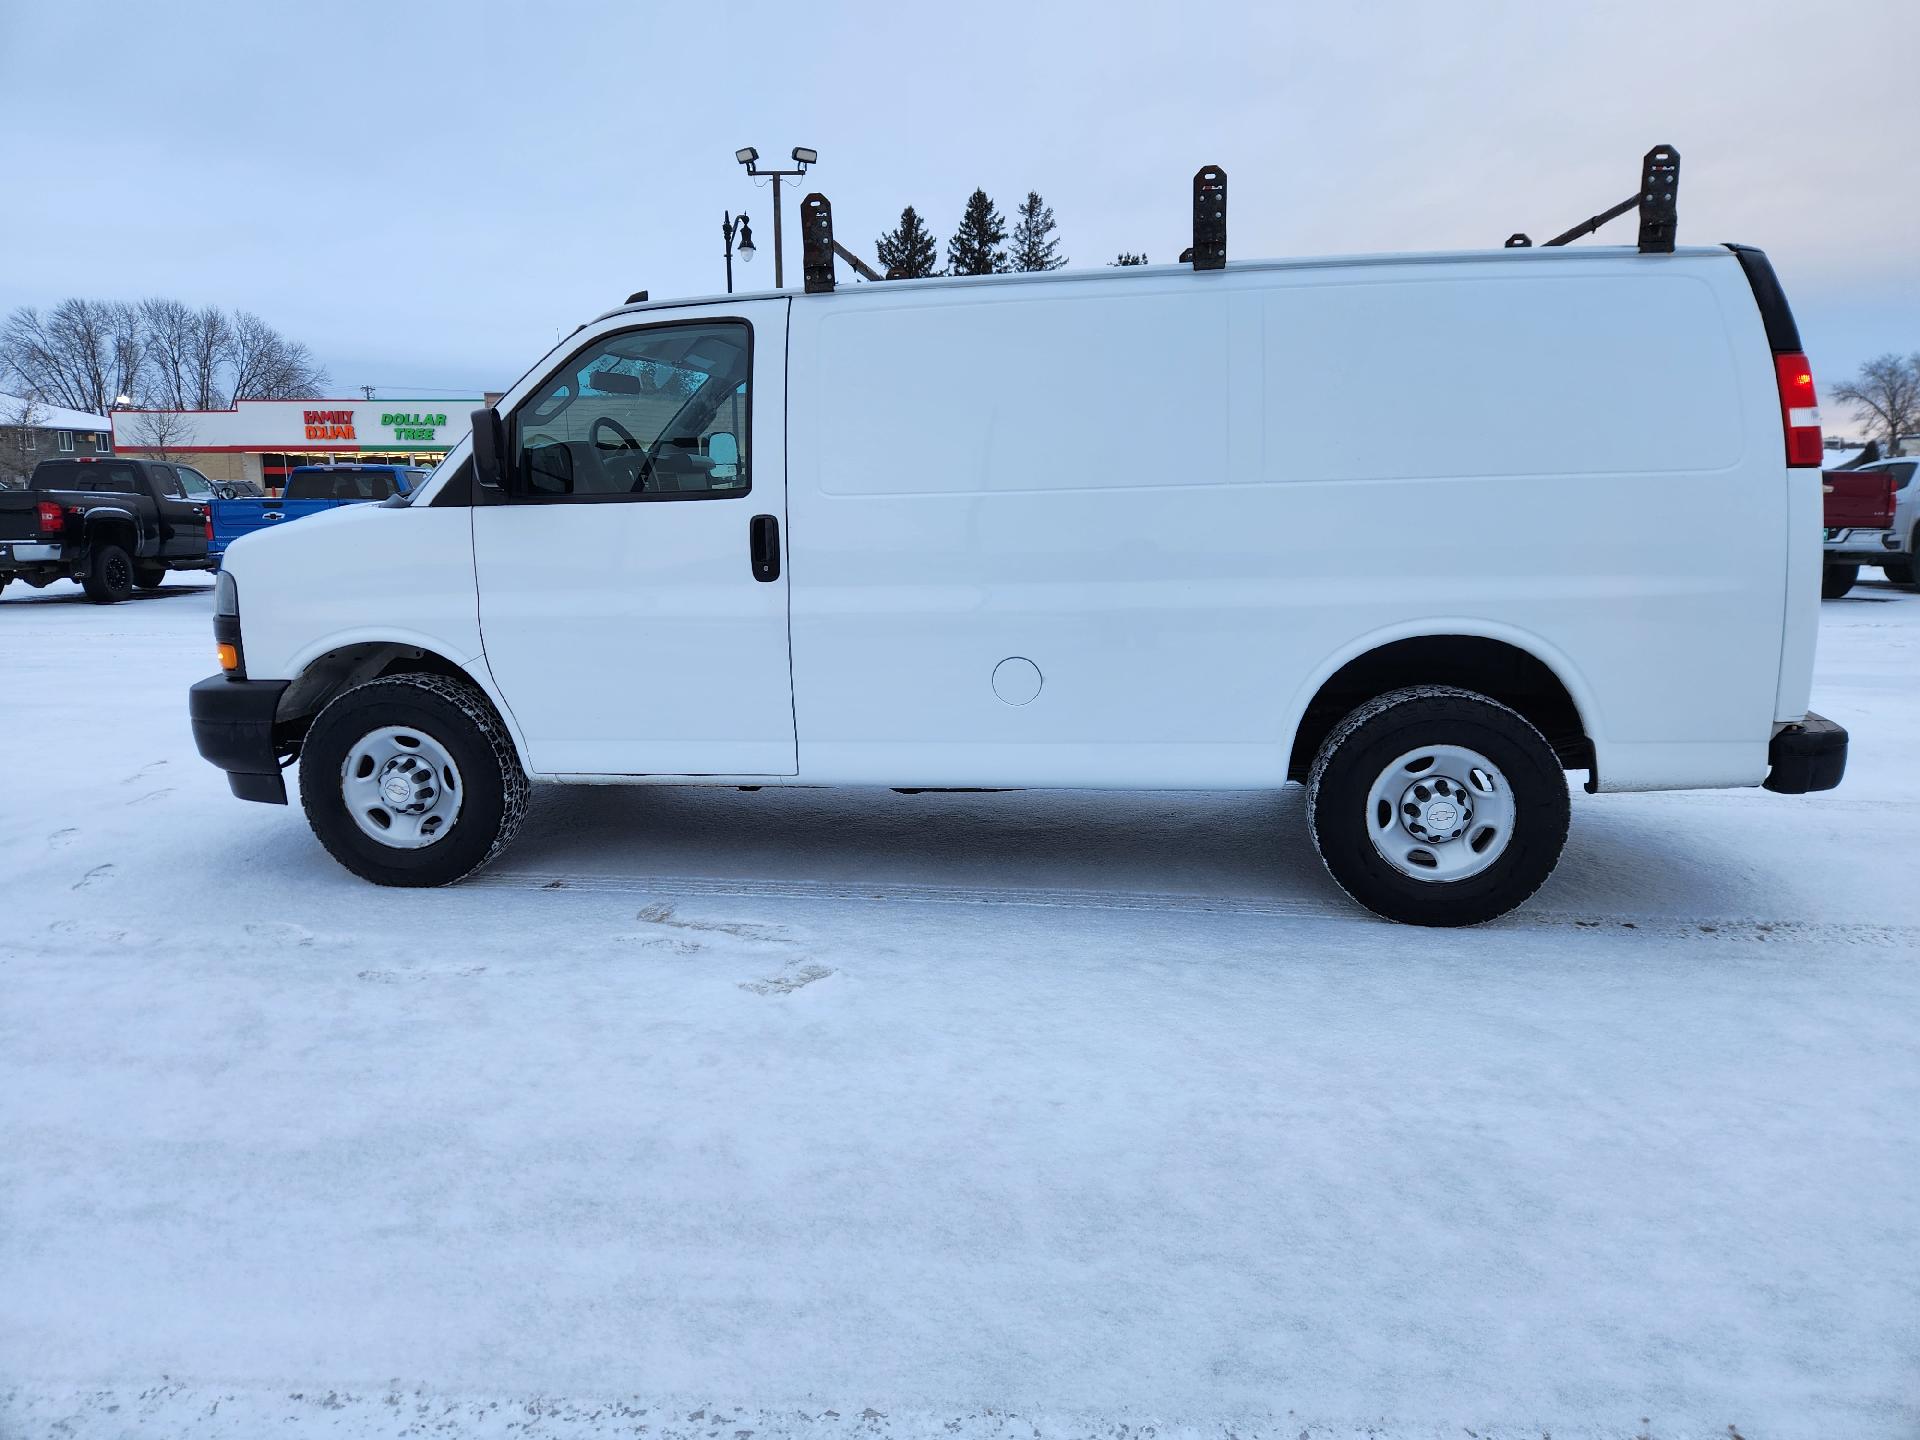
(110, 397), (482, 492)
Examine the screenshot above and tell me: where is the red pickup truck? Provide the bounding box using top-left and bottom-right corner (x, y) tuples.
(1822, 467), (1901, 598)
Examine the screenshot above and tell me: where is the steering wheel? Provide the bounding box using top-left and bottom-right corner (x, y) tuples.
(591, 415), (640, 452)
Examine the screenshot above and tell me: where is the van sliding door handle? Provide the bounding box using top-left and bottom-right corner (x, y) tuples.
(749, 513), (780, 582)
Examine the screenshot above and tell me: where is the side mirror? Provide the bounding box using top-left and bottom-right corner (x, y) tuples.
(471, 408), (507, 491)
(708, 431), (739, 481)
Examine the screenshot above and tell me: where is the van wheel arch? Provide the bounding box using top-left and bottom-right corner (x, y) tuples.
(1288, 635), (1594, 786)
(276, 643), (520, 764)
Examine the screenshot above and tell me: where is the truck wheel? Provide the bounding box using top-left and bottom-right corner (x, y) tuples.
(134, 563), (168, 590)
(300, 672), (530, 887)
(1885, 561), (1914, 586)
(1307, 686), (1570, 927)
(1821, 563), (1859, 599)
(81, 543), (135, 603)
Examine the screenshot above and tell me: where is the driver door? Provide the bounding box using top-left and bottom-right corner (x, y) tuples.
(472, 302), (795, 776)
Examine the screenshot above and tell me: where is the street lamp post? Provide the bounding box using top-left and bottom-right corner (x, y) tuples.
(721, 211), (756, 294)
(734, 146), (817, 289)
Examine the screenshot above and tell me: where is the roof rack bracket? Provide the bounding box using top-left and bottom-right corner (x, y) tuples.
(1191, 165), (1226, 271)
(1531, 143), (1681, 253)
(801, 193), (835, 294)
(1636, 145), (1679, 254)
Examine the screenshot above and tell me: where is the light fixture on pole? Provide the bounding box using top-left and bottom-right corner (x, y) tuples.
(733, 145), (816, 289)
(722, 211), (756, 294)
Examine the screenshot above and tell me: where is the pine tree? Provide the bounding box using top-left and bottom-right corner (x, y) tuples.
(1009, 190), (1065, 272)
(875, 205), (939, 279)
(1110, 252), (1149, 266)
(945, 189), (1008, 276)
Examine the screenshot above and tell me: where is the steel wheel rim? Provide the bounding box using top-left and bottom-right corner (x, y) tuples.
(1363, 743), (1516, 882)
(341, 725), (463, 850)
(106, 553), (130, 590)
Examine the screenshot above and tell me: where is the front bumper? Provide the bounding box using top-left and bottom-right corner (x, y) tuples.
(1763, 711), (1848, 794)
(189, 674), (291, 804)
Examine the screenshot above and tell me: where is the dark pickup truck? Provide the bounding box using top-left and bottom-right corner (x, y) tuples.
(0, 456), (216, 603)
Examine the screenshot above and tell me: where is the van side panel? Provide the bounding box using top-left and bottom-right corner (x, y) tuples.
(1775, 466), (1821, 723)
(784, 253), (1786, 792)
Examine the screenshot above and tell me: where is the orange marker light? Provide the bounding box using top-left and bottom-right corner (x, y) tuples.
(216, 642), (239, 671)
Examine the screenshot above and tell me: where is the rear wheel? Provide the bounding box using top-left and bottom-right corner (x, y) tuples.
(134, 563), (168, 590)
(300, 673), (530, 887)
(1308, 686), (1570, 927)
(1822, 562), (1859, 599)
(81, 543), (134, 603)
(1886, 555), (1917, 589)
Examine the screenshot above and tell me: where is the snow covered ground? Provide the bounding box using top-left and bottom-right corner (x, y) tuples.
(2, 574), (1917, 1440)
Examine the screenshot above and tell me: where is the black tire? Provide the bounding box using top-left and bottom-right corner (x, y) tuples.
(81, 543), (134, 603)
(134, 563), (168, 590)
(299, 673), (530, 887)
(1307, 686), (1570, 927)
(1886, 554), (1917, 590)
(1821, 563), (1859, 600)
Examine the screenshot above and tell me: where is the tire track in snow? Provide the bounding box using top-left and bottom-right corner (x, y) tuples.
(463, 869), (1920, 947)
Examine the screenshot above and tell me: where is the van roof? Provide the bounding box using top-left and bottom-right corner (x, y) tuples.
(594, 243), (1742, 325)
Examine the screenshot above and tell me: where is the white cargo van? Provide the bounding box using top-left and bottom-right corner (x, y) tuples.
(189, 206), (1847, 924)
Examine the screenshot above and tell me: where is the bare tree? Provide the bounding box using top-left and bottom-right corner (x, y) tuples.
(0, 393), (46, 487)
(140, 298), (231, 410)
(227, 310), (328, 400)
(1831, 353), (1920, 457)
(0, 299), (144, 415)
(126, 408), (199, 462)
(4, 298), (327, 414)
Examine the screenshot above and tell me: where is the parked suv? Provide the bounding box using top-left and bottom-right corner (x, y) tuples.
(0, 457), (216, 601)
(190, 239), (1846, 925)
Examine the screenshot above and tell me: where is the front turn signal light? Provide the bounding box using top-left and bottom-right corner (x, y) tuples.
(216, 642), (240, 672)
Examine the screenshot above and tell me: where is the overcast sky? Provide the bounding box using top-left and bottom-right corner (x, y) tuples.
(3, 0), (1914, 432)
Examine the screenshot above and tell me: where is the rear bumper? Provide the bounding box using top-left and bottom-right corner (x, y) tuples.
(1763, 711), (1848, 794)
(189, 674), (291, 804)
(1824, 528), (1904, 559)
(0, 541), (65, 566)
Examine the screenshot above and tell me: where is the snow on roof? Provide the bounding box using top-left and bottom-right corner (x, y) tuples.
(0, 392), (111, 432)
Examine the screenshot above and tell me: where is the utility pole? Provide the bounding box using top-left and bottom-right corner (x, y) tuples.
(734, 146), (817, 289)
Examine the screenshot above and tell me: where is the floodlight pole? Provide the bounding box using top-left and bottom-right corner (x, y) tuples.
(736, 149), (815, 289)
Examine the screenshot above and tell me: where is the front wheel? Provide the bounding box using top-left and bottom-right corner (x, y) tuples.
(81, 543), (134, 603)
(1308, 686), (1570, 927)
(300, 673), (530, 886)
(1822, 562), (1859, 600)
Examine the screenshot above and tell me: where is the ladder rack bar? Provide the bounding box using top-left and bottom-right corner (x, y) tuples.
(1541, 193), (1639, 248)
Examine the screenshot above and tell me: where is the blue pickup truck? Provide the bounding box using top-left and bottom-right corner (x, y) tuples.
(210, 463), (431, 562)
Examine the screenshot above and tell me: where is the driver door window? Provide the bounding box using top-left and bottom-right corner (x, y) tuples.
(511, 321), (751, 502)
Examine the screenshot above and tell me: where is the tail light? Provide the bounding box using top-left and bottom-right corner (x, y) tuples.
(36, 500), (63, 534)
(1774, 352), (1823, 467)
(204, 509), (213, 543)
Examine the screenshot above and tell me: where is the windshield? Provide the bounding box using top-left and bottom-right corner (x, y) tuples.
(285, 468), (399, 501)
